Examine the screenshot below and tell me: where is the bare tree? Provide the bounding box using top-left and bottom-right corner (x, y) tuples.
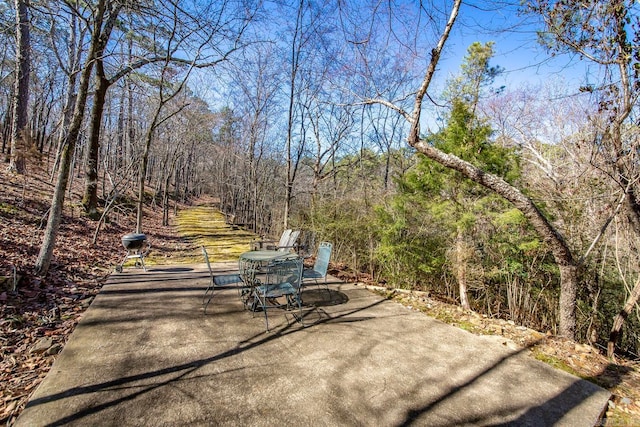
(307, 102), (354, 201)
(82, 0), (254, 219)
(526, 0), (640, 356)
(281, 0), (337, 229)
(134, 0), (243, 233)
(7, 0), (30, 174)
(135, 65), (193, 233)
(35, 0), (123, 276)
(282, 0), (306, 229)
(227, 44), (282, 233)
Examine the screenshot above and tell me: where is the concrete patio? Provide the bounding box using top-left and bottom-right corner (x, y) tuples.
(16, 264), (610, 426)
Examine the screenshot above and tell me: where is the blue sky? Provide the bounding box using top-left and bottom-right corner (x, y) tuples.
(436, 1), (590, 93)
(195, 0), (594, 133)
(409, 0), (594, 132)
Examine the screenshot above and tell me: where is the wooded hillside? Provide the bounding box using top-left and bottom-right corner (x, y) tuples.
(1, 0), (640, 366)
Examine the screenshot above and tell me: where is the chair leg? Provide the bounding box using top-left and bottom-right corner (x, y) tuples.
(203, 281), (213, 313)
(296, 294), (304, 326)
(203, 292), (214, 314)
(261, 296), (270, 331)
(252, 291), (270, 331)
(202, 288), (210, 306)
(285, 293), (304, 327)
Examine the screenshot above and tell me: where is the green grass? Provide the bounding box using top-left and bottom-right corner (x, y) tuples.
(173, 206), (257, 263)
(119, 205), (259, 268)
(532, 350), (581, 377)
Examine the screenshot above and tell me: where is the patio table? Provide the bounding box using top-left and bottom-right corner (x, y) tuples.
(239, 250), (298, 263)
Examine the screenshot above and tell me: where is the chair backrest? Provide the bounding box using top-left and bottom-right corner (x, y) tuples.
(202, 246), (214, 285)
(288, 230), (300, 248)
(313, 242), (332, 276)
(277, 229), (292, 248)
(271, 257), (304, 291)
(277, 229), (300, 252)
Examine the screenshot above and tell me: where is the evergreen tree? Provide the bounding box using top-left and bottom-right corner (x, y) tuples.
(377, 42), (519, 308)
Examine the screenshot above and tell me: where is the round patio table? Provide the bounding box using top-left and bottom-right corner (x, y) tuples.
(239, 250), (298, 262)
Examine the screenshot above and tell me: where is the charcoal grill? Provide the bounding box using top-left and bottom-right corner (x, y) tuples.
(115, 233), (151, 273)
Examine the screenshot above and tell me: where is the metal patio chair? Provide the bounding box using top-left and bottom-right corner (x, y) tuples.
(202, 246), (242, 314)
(302, 241), (332, 293)
(252, 257), (304, 331)
(276, 229), (300, 252)
(252, 229), (288, 250)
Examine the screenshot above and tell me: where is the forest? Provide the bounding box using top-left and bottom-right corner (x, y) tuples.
(1, 0), (640, 360)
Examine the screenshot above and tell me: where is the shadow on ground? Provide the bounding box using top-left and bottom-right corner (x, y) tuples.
(15, 265), (610, 426)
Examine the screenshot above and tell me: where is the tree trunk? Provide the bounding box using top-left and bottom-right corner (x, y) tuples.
(136, 130), (152, 233)
(82, 59), (109, 217)
(35, 0), (121, 276)
(8, 0), (30, 174)
(608, 277), (640, 358)
(2, 108), (12, 155)
(162, 179), (169, 226)
(455, 228), (470, 310)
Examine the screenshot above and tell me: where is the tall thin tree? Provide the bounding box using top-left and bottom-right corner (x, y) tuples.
(35, 0), (123, 276)
(8, 0), (30, 174)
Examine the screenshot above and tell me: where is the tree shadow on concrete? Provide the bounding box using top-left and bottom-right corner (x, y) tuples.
(22, 293), (385, 426)
(491, 362), (630, 427)
(398, 339), (612, 427)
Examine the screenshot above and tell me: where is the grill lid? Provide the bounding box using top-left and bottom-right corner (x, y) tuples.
(121, 233), (147, 250)
(122, 233), (147, 242)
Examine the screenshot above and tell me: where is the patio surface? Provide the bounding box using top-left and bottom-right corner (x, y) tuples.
(15, 263), (610, 426)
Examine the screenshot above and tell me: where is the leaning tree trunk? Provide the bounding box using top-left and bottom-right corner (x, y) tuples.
(35, 65), (93, 275)
(411, 141), (578, 339)
(395, 0), (578, 338)
(608, 276), (640, 358)
(35, 0), (121, 276)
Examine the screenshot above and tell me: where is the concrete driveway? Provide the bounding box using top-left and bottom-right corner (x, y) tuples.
(15, 264), (610, 426)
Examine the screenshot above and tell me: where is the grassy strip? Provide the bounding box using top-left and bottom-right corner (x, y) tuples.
(121, 205), (258, 268)
(173, 206), (257, 263)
